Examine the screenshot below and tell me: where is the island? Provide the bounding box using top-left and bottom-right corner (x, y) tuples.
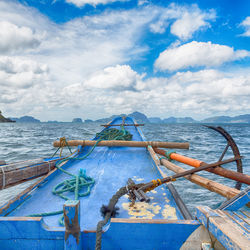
(0, 111), (15, 122)
(10, 116), (41, 123)
(72, 118), (83, 123)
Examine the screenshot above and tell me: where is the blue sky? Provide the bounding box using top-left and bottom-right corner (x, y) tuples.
(0, 0), (250, 121)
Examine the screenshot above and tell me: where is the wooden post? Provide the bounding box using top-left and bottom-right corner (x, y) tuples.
(63, 200), (81, 250)
(53, 140), (189, 149)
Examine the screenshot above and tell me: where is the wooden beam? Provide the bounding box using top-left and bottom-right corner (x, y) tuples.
(0, 161), (57, 189)
(53, 140), (189, 149)
(64, 200), (81, 249)
(0, 158), (70, 215)
(154, 148), (250, 185)
(101, 124), (144, 127)
(0, 158), (44, 172)
(159, 158), (240, 199)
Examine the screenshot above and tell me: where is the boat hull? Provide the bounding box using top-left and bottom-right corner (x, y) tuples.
(0, 116), (204, 249)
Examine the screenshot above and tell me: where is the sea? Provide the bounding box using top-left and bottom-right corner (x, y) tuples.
(0, 122), (249, 215)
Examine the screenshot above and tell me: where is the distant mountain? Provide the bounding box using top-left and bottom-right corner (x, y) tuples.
(128, 111), (149, 123)
(85, 111), (250, 124)
(230, 114), (250, 123)
(148, 117), (162, 123)
(72, 118), (83, 123)
(0, 111), (15, 122)
(95, 117), (111, 123)
(162, 117), (177, 123)
(177, 117), (197, 123)
(84, 119), (93, 123)
(162, 116), (197, 123)
(11, 116), (40, 123)
(47, 120), (59, 123)
(201, 114), (250, 123)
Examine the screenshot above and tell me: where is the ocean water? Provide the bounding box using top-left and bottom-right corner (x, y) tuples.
(0, 122), (249, 214)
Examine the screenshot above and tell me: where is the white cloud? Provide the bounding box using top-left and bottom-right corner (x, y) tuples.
(0, 56), (48, 88)
(154, 41), (250, 72)
(0, 1), (249, 120)
(0, 21), (41, 54)
(0, 55), (49, 116)
(149, 4), (216, 39)
(83, 65), (144, 90)
(57, 66), (250, 119)
(240, 16), (250, 37)
(170, 10), (215, 40)
(66, 0), (128, 7)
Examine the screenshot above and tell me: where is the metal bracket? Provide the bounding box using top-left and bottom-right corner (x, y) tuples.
(127, 178), (150, 202)
(204, 125), (243, 190)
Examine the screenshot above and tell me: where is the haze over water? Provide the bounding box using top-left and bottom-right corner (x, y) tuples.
(0, 122), (249, 214)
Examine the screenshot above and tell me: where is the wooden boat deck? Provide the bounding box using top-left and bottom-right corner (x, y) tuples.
(5, 117), (185, 231)
(196, 206), (250, 249)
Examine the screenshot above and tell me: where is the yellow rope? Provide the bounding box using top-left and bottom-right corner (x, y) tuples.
(59, 137), (67, 157)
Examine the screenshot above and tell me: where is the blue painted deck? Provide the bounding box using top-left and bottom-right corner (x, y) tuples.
(196, 187), (250, 249)
(0, 116), (201, 249)
(7, 117), (183, 229)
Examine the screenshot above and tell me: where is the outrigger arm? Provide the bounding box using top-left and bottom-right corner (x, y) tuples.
(204, 125), (243, 190)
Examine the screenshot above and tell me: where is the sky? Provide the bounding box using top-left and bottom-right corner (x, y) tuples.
(0, 0), (250, 121)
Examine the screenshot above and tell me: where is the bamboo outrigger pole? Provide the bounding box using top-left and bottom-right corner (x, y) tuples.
(153, 148), (250, 185)
(139, 157), (241, 199)
(53, 140), (189, 149)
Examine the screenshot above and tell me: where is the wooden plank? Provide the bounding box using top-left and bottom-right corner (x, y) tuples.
(0, 161), (6, 166)
(196, 206), (250, 250)
(0, 161), (56, 189)
(53, 139), (190, 149)
(147, 146), (160, 166)
(0, 157), (70, 215)
(0, 158), (44, 172)
(160, 158), (240, 199)
(101, 124), (144, 127)
(219, 186), (250, 210)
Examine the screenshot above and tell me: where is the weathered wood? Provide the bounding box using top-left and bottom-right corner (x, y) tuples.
(0, 161), (57, 189)
(196, 206), (250, 250)
(101, 124), (144, 127)
(64, 200), (81, 250)
(53, 140), (190, 149)
(0, 160), (6, 166)
(159, 158), (240, 199)
(0, 168), (57, 215)
(147, 146), (161, 166)
(0, 158), (44, 172)
(154, 147), (250, 185)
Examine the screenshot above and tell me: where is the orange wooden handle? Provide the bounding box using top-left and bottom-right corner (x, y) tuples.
(170, 153), (203, 167)
(153, 147), (203, 167)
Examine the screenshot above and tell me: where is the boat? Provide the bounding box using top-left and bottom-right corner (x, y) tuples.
(0, 116), (249, 249)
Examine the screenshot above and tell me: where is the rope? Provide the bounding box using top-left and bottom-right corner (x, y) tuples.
(164, 150), (176, 161)
(95, 186), (128, 250)
(96, 127), (132, 141)
(28, 168), (95, 225)
(28, 125), (133, 227)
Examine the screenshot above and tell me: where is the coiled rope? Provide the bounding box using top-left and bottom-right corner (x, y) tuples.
(27, 126), (133, 226)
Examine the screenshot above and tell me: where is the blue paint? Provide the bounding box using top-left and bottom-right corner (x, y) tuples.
(196, 206), (250, 250)
(83, 220), (200, 249)
(221, 186), (250, 211)
(7, 117), (185, 229)
(0, 116), (202, 249)
(64, 200), (81, 250)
